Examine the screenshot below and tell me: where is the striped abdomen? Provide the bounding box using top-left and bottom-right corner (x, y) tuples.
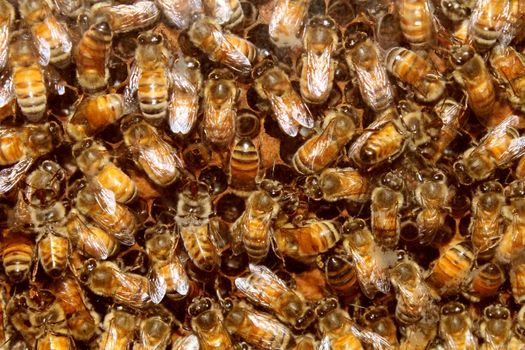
(181, 225), (219, 271)
(325, 255), (358, 294)
(13, 64), (46, 121)
(138, 66), (169, 123)
(38, 233), (68, 278)
(229, 138), (259, 191)
(2, 237), (33, 283)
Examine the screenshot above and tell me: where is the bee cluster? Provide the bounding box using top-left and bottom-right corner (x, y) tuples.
(3, 0), (525, 349)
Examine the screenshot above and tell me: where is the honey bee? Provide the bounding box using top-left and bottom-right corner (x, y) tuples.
(127, 31), (170, 124)
(145, 224), (190, 303)
(66, 93), (127, 141)
(293, 334), (317, 350)
(490, 45), (525, 112)
(19, 0), (72, 68)
(385, 47), (446, 103)
(188, 296), (234, 350)
(313, 167), (369, 203)
(172, 334), (201, 350)
(426, 240), (475, 294)
(468, 0), (511, 52)
(479, 304), (512, 350)
(274, 219), (341, 264)
(390, 258), (437, 326)
(74, 21), (113, 93)
(268, 0), (309, 48)
(342, 219), (391, 299)
(169, 57), (203, 135)
(344, 32), (395, 112)
(51, 0), (84, 18)
(469, 181), (505, 260)
(134, 315), (171, 350)
(450, 45), (496, 127)
(202, 69), (238, 147)
(231, 190), (278, 262)
(75, 183), (137, 246)
(203, 0), (244, 29)
(176, 181), (220, 272)
(65, 209), (119, 260)
(37, 232), (69, 279)
(24, 160), (65, 209)
(454, 114), (524, 184)
(224, 299), (294, 350)
(361, 306), (399, 348)
(509, 305), (525, 349)
(188, 16), (257, 75)
(370, 172), (404, 249)
(439, 301), (477, 350)
(316, 297), (390, 350)
(52, 274), (100, 342)
(496, 179), (525, 263)
(229, 138), (261, 193)
(324, 255), (359, 296)
(349, 111), (407, 170)
(81, 259), (151, 308)
(292, 107), (356, 175)
(399, 322), (438, 350)
(253, 60), (314, 137)
(235, 264), (315, 330)
(36, 332), (74, 350)
(300, 16), (339, 104)
(73, 139), (137, 204)
(440, 0), (475, 22)
(510, 258), (525, 303)
(0, 0), (14, 72)
(121, 116), (183, 187)
(462, 262), (505, 302)
(155, 0), (203, 29)
(397, 0), (434, 50)
(1, 230), (34, 283)
(92, 1), (160, 34)
(98, 308), (137, 350)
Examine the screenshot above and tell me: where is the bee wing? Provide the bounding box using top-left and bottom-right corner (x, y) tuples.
(33, 17), (72, 66)
(111, 267), (149, 303)
(172, 334), (200, 350)
(234, 264), (289, 309)
(97, 1), (160, 33)
(497, 136), (525, 167)
(245, 311), (292, 348)
(318, 336), (332, 350)
(0, 21), (10, 71)
(210, 29), (252, 75)
(138, 139), (182, 181)
(148, 264), (168, 304)
(265, 87), (313, 137)
(89, 178), (117, 216)
(0, 158), (33, 194)
(169, 62), (201, 134)
(347, 320), (392, 350)
(69, 212), (112, 260)
(155, 0), (203, 29)
(305, 45), (332, 99)
(230, 215), (246, 255)
(468, 0), (511, 41)
(0, 68), (14, 107)
(124, 63), (140, 104)
(352, 52), (394, 111)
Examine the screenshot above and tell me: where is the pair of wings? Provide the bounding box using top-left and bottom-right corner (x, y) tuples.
(148, 258), (190, 304)
(93, 1), (160, 34)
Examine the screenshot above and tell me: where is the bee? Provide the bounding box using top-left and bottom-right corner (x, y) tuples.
(361, 306), (399, 348)
(66, 93), (127, 141)
(81, 259), (151, 308)
(24, 160), (65, 209)
(65, 209), (119, 260)
(324, 255), (359, 296)
(75, 183), (137, 246)
(292, 107), (356, 175)
(235, 264), (315, 330)
(188, 296), (234, 350)
(313, 167), (369, 203)
(51, 0), (84, 18)
(468, 0), (511, 52)
(231, 190), (278, 262)
(370, 172), (404, 249)
(92, 1), (160, 34)
(19, 0), (72, 68)
(274, 220), (341, 264)
(450, 45), (496, 127)
(316, 297), (390, 350)
(399, 322), (439, 350)
(509, 305), (525, 349)
(134, 315), (171, 350)
(462, 262), (505, 302)
(490, 45), (525, 113)
(496, 179), (525, 263)
(52, 274), (100, 342)
(344, 31), (395, 112)
(1, 230), (34, 283)
(202, 69), (238, 148)
(98, 308), (137, 350)
(229, 138), (261, 193)
(127, 31), (170, 124)
(397, 0), (434, 50)
(155, 0), (203, 29)
(202, 0), (244, 29)
(268, 0), (309, 48)
(439, 302), (477, 350)
(440, 0), (475, 22)
(74, 21), (113, 93)
(349, 111), (407, 170)
(73, 139), (137, 204)
(386, 47), (446, 103)
(510, 258), (525, 303)
(479, 304), (512, 350)
(176, 181), (220, 272)
(169, 57), (203, 135)
(145, 224), (190, 303)
(469, 181), (505, 260)
(36, 332), (74, 350)
(454, 114), (524, 185)
(293, 335), (317, 350)
(188, 16), (257, 75)
(426, 240), (475, 294)
(224, 299), (295, 350)
(0, 0), (14, 72)
(121, 116), (183, 187)
(253, 60), (314, 137)
(172, 334), (201, 350)
(37, 232), (69, 279)
(390, 258), (437, 326)
(300, 16), (339, 104)
(342, 219), (391, 299)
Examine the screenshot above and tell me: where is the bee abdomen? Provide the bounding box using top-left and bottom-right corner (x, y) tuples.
(138, 69), (169, 122)
(2, 240), (33, 283)
(38, 234), (68, 278)
(13, 66), (46, 120)
(181, 226), (218, 271)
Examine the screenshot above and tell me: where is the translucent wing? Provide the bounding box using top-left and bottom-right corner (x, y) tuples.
(68, 211), (112, 260)
(210, 29), (252, 74)
(111, 267), (150, 305)
(172, 334), (200, 350)
(156, 0), (203, 29)
(265, 85), (313, 137)
(89, 178), (117, 216)
(235, 264), (289, 309)
(33, 17), (72, 66)
(148, 265), (168, 304)
(0, 69), (14, 108)
(0, 158), (33, 194)
(352, 54), (394, 111)
(0, 20), (10, 71)
(124, 63), (140, 105)
(468, 0), (511, 44)
(96, 1), (161, 33)
(305, 44), (332, 99)
(137, 137), (181, 183)
(347, 319), (392, 350)
(245, 310), (292, 349)
(169, 59), (202, 134)
(497, 136), (525, 167)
